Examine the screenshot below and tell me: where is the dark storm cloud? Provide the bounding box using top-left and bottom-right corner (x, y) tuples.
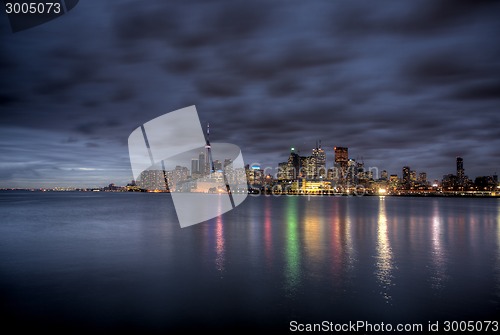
(113, 3), (179, 43)
(113, 0), (273, 48)
(34, 58), (107, 96)
(403, 53), (479, 86)
(217, 39), (350, 83)
(110, 86), (136, 103)
(75, 120), (121, 135)
(163, 55), (199, 75)
(451, 80), (500, 100)
(0, 93), (20, 107)
(195, 75), (242, 97)
(267, 76), (302, 97)
(329, 0), (500, 37)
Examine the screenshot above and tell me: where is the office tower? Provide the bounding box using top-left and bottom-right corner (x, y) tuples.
(410, 170), (417, 182)
(418, 172), (427, 184)
(137, 170), (167, 191)
(389, 175), (399, 189)
(327, 167), (336, 180)
(334, 147), (348, 171)
(457, 157), (464, 185)
(247, 165), (264, 186)
(277, 162), (288, 180)
(198, 152), (205, 174)
(287, 147), (300, 179)
(334, 147), (348, 185)
(381, 170), (388, 180)
(301, 156), (311, 178)
(402, 166), (410, 187)
(311, 141), (326, 179)
(346, 158), (357, 184)
(213, 160), (223, 171)
(191, 158), (199, 176)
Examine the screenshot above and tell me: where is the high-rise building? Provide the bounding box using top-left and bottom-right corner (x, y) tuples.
(246, 165), (264, 186)
(410, 170), (417, 182)
(389, 175), (399, 189)
(418, 172), (427, 184)
(287, 147), (300, 179)
(311, 141), (326, 179)
(137, 170), (167, 191)
(327, 167), (337, 180)
(191, 158), (199, 176)
(198, 152), (205, 174)
(381, 170), (388, 180)
(334, 147), (348, 169)
(301, 155), (311, 178)
(334, 147), (348, 182)
(277, 162), (288, 180)
(402, 166), (410, 188)
(457, 156), (464, 185)
(213, 160), (223, 171)
(346, 158), (357, 184)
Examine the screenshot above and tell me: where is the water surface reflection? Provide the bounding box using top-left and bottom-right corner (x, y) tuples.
(430, 200), (447, 290)
(375, 197), (394, 303)
(284, 196), (301, 297)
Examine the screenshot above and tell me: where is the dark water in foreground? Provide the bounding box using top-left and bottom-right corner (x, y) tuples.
(0, 192), (499, 333)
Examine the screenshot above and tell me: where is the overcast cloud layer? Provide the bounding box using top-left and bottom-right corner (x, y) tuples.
(1, 0), (499, 187)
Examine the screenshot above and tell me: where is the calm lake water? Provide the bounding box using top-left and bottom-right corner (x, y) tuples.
(0, 192), (499, 333)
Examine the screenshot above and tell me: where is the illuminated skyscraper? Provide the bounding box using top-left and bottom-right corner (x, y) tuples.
(301, 155), (311, 178)
(402, 166), (410, 188)
(457, 156), (464, 185)
(277, 162), (288, 180)
(418, 172), (427, 184)
(137, 170), (167, 191)
(287, 147), (300, 179)
(311, 141), (326, 179)
(334, 147), (348, 169)
(334, 147), (348, 182)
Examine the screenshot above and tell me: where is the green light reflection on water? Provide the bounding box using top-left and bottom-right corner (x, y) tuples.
(285, 196), (301, 297)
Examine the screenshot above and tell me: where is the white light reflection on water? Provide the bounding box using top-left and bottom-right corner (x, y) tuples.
(496, 201), (500, 300)
(330, 201), (343, 285)
(375, 196), (394, 304)
(303, 200), (325, 274)
(430, 200), (447, 290)
(264, 198), (273, 268)
(215, 197), (225, 274)
(344, 200), (355, 273)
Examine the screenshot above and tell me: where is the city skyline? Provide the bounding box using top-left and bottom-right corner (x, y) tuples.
(1, 1), (500, 188)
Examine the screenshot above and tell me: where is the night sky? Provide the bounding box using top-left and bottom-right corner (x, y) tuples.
(1, 0), (499, 188)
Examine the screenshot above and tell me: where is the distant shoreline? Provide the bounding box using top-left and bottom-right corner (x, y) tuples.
(1, 189), (498, 198)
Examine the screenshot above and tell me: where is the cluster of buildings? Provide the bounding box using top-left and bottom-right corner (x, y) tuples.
(133, 156), (247, 194)
(245, 144), (498, 196)
(119, 136), (498, 196)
